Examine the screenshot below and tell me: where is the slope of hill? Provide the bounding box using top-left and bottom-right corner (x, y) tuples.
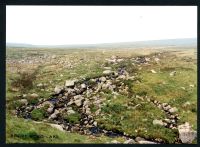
(6, 38), (197, 49)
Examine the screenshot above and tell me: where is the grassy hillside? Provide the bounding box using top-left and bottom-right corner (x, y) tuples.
(6, 47), (197, 144)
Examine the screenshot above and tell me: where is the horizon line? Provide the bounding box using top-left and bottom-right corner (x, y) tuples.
(6, 37), (197, 46)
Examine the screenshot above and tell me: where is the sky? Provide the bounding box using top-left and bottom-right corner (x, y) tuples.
(6, 6), (197, 45)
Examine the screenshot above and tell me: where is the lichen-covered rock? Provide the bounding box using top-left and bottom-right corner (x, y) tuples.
(30, 93), (39, 99)
(103, 70), (113, 74)
(47, 107), (54, 114)
(138, 140), (157, 144)
(49, 109), (59, 119)
(111, 140), (120, 144)
(153, 119), (164, 126)
(65, 80), (75, 87)
(124, 139), (135, 144)
(18, 99), (28, 106)
(178, 122), (197, 143)
(169, 107), (178, 113)
(54, 85), (63, 94)
(81, 83), (86, 89)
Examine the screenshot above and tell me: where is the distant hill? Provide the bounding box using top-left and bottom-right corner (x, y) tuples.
(6, 38), (197, 49)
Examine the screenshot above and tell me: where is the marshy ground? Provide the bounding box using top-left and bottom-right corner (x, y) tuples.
(6, 47), (197, 144)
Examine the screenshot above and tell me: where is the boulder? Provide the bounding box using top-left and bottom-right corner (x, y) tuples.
(99, 77), (107, 82)
(169, 107), (178, 113)
(111, 140), (120, 144)
(74, 95), (84, 100)
(135, 137), (146, 142)
(93, 121), (98, 126)
(151, 69), (157, 74)
(50, 124), (64, 132)
(124, 139), (135, 144)
(189, 84), (194, 88)
(154, 58), (160, 62)
(117, 75), (126, 79)
(47, 107), (54, 114)
(74, 99), (84, 107)
(170, 71), (176, 76)
(182, 101), (191, 107)
(49, 109), (59, 119)
(18, 99), (28, 106)
(163, 105), (171, 111)
(30, 93), (39, 99)
(65, 80), (75, 87)
(162, 103), (168, 107)
(117, 59), (124, 62)
(25, 106), (34, 112)
(54, 85), (63, 94)
(37, 83), (43, 87)
(104, 67), (112, 70)
(178, 122), (197, 143)
(138, 140), (157, 144)
(103, 70), (113, 74)
(67, 109), (76, 115)
(85, 108), (91, 115)
(153, 119), (164, 126)
(81, 83), (86, 89)
(51, 55), (56, 59)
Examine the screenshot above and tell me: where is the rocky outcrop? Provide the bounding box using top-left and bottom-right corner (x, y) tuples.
(178, 122), (197, 143)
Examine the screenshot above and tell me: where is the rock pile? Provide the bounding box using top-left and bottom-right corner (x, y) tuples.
(150, 99), (179, 130)
(16, 66), (136, 136)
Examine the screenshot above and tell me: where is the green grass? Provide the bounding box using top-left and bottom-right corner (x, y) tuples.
(97, 94), (176, 143)
(6, 47), (197, 143)
(63, 111), (81, 124)
(30, 109), (46, 121)
(6, 113), (126, 143)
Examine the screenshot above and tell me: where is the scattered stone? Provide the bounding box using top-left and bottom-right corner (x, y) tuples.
(151, 69), (157, 73)
(163, 119), (171, 123)
(37, 83), (43, 87)
(67, 109), (76, 115)
(170, 71), (176, 76)
(49, 109), (59, 119)
(178, 122), (197, 143)
(99, 77), (107, 82)
(74, 99), (84, 107)
(154, 58), (160, 62)
(93, 121), (97, 126)
(30, 93), (39, 99)
(189, 84), (194, 88)
(51, 55), (56, 59)
(182, 101), (191, 107)
(26, 106), (34, 112)
(47, 107), (54, 114)
(117, 75), (126, 79)
(153, 119), (164, 126)
(169, 107), (178, 113)
(124, 139), (135, 144)
(81, 83), (86, 89)
(103, 70), (113, 74)
(111, 140), (120, 144)
(163, 105), (171, 111)
(162, 103), (168, 107)
(104, 67), (112, 70)
(65, 80), (75, 87)
(138, 140), (157, 144)
(50, 124), (64, 132)
(117, 59), (124, 62)
(22, 94), (27, 98)
(54, 85), (63, 94)
(181, 87), (186, 90)
(135, 137), (146, 142)
(18, 99), (28, 106)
